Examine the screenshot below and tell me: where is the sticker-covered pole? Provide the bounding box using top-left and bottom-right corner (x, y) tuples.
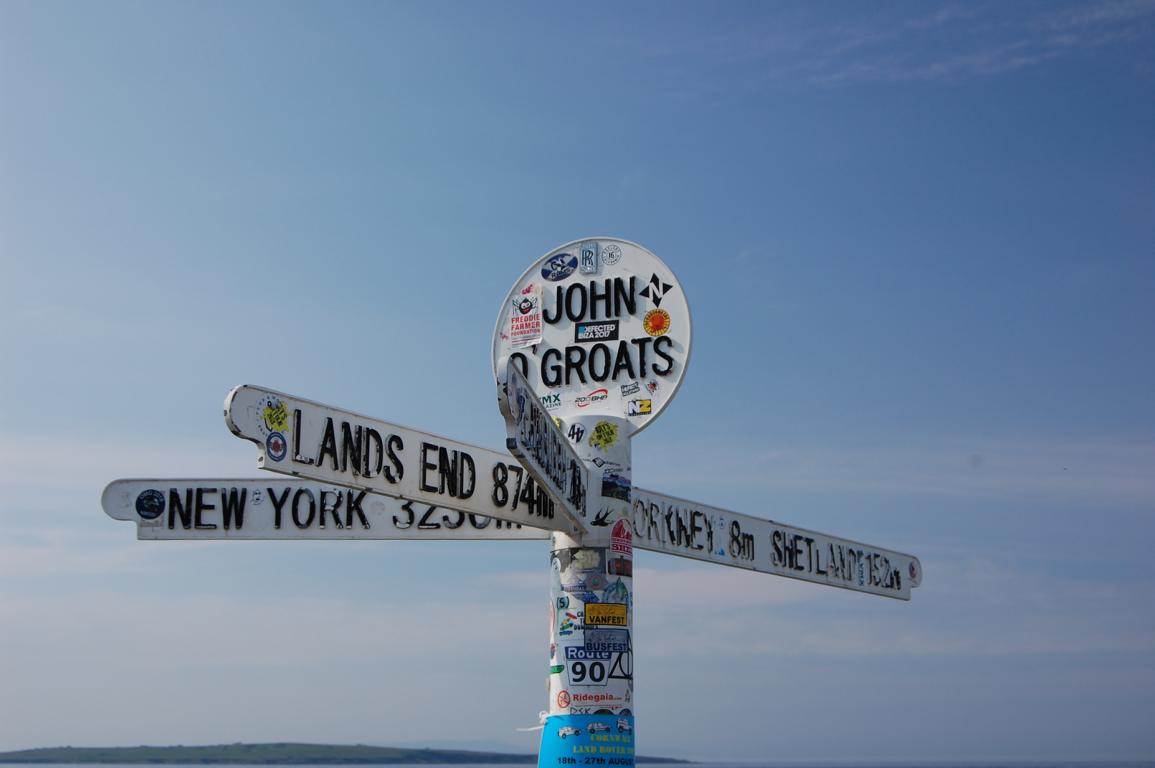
(541, 415), (634, 768)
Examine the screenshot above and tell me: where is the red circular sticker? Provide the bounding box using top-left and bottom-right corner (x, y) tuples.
(643, 308), (670, 337)
(557, 690), (571, 709)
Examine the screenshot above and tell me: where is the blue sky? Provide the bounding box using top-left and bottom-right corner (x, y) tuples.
(1, 0), (1153, 761)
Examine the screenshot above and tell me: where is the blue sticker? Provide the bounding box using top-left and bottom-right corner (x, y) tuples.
(266, 431), (287, 462)
(542, 253), (578, 281)
(539, 714), (634, 767)
(135, 489), (165, 520)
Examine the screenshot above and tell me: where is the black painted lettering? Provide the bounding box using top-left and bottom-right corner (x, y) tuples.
(611, 341), (636, 380)
(565, 345), (588, 386)
(168, 488), (193, 529)
(418, 505), (439, 529)
(364, 428), (384, 477)
(543, 286), (564, 325)
(652, 335), (674, 376)
(346, 491), (369, 528)
(194, 487), (217, 530)
(268, 487), (291, 529)
(317, 418), (339, 470)
(438, 446), (458, 496)
(630, 337), (651, 377)
(541, 348), (563, 387)
(292, 409), (314, 465)
(614, 276), (636, 317)
(589, 279), (611, 320)
(220, 487), (246, 530)
(419, 442), (438, 493)
(292, 488), (316, 529)
(771, 530), (785, 567)
(647, 502), (661, 542)
(384, 434), (404, 483)
(510, 352), (530, 378)
(319, 489), (344, 529)
(565, 283), (588, 322)
(340, 422), (362, 475)
(458, 452), (476, 499)
(394, 500), (415, 529)
(588, 343), (611, 381)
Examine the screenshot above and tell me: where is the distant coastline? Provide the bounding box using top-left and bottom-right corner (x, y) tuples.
(0, 743), (689, 765)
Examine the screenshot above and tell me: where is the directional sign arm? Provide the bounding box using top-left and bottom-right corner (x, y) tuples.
(221, 384), (920, 599)
(224, 384), (584, 536)
(102, 479), (549, 540)
(630, 488), (922, 600)
(499, 362), (592, 535)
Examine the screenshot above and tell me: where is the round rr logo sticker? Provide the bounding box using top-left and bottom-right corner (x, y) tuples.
(557, 690), (571, 709)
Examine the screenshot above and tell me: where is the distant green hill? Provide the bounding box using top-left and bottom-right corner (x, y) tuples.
(0, 743), (687, 765)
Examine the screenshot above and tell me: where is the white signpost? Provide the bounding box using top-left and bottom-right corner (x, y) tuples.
(102, 479), (919, 598)
(102, 235), (922, 768)
(225, 384), (587, 537)
(629, 488), (921, 599)
(102, 479), (546, 540)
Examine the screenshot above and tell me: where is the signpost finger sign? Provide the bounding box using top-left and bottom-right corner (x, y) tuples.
(225, 384), (587, 537)
(101, 477), (922, 600)
(102, 479), (548, 540)
(103, 235), (922, 768)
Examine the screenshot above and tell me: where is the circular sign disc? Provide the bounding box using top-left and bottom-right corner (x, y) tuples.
(492, 237), (692, 436)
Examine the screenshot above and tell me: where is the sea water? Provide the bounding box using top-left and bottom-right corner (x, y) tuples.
(2, 757), (1155, 762)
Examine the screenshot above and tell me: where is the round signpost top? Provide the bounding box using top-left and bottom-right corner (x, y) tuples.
(492, 237), (691, 436)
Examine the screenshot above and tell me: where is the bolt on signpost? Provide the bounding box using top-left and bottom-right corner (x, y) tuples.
(102, 236), (922, 767)
(492, 238), (693, 768)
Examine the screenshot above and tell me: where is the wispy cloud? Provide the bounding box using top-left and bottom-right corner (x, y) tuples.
(607, 1), (1155, 89)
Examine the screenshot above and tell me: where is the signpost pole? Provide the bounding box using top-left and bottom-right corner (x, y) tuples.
(540, 415), (634, 768)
